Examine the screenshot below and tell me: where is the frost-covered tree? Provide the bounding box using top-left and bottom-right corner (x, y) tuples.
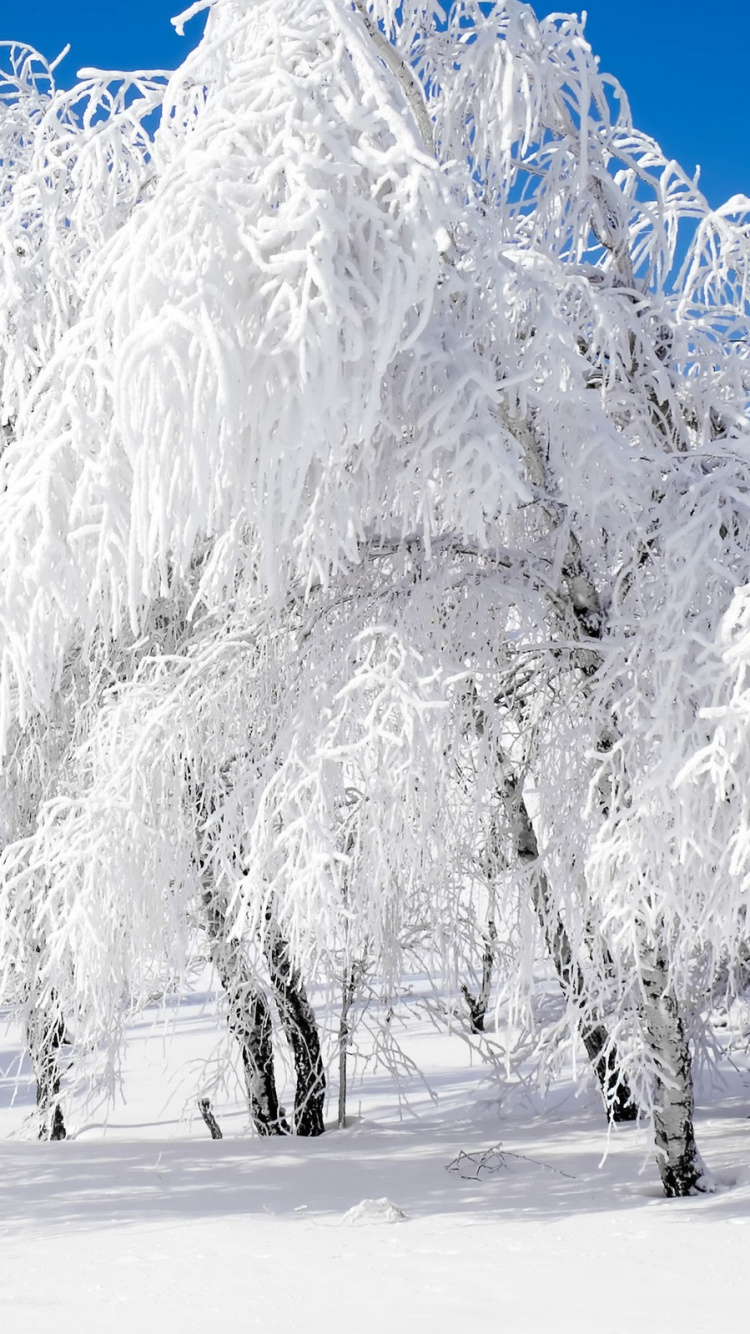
(0, 0), (748, 1193)
(0, 43), (167, 442)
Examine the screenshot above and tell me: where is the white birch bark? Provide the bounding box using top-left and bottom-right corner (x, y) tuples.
(505, 416), (706, 1190)
(639, 951), (709, 1196)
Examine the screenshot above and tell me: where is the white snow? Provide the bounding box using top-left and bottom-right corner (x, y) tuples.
(1, 981), (748, 1333)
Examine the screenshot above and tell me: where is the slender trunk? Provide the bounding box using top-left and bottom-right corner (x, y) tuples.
(501, 412), (700, 1183)
(589, 727), (704, 1180)
(640, 950), (706, 1196)
(469, 683), (637, 1123)
(195, 784), (285, 1135)
(198, 1097), (223, 1140)
(461, 919), (497, 1034)
(27, 994), (67, 1141)
(338, 964), (359, 1128)
(264, 916), (326, 1137)
(203, 889), (287, 1136)
(501, 768), (638, 1123)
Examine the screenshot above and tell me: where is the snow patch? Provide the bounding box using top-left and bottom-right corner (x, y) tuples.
(341, 1197), (408, 1225)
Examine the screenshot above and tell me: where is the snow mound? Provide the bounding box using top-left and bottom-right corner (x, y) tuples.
(341, 1197), (408, 1225)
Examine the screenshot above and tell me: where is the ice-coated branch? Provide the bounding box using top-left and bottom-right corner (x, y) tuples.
(352, 1), (434, 156)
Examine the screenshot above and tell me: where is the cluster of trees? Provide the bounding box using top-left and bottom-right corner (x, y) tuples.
(1, 0), (749, 1197)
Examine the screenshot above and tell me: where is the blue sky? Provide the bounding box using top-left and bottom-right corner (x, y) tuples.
(1, 1), (747, 208)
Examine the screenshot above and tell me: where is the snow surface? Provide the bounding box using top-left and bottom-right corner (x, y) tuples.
(1, 982), (748, 1333)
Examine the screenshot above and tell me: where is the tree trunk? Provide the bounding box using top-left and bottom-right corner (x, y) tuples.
(264, 916), (326, 1137)
(461, 918), (497, 1034)
(500, 768), (638, 1123)
(639, 950), (707, 1196)
(501, 414), (700, 1181)
(198, 1097), (224, 1140)
(338, 963), (360, 1129)
(203, 889), (287, 1136)
(27, 998), (67, 1141)
(469, 671), (637, 1124)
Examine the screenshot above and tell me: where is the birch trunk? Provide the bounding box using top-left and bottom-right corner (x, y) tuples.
(338, 964), (358, 1129)
(27, 998), (67, 1141)
(264, 915), (326, 1137)
(640, 950), (706, 1196)
(461, 919), (497, 1034)
(469, 687), (636, 1121)
(500, 768), (638, 1123)
(504, 413), (702, 1181)
(203, 889), (287, 1136)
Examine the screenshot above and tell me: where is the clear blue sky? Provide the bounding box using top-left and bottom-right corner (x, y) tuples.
(1, 1), (747, 208)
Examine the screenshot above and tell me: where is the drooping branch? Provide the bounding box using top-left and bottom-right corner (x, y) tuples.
(353, 2), (434, 157)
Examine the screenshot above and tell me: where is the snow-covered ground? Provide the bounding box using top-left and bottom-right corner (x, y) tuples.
(1, 982), (748, 1333)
